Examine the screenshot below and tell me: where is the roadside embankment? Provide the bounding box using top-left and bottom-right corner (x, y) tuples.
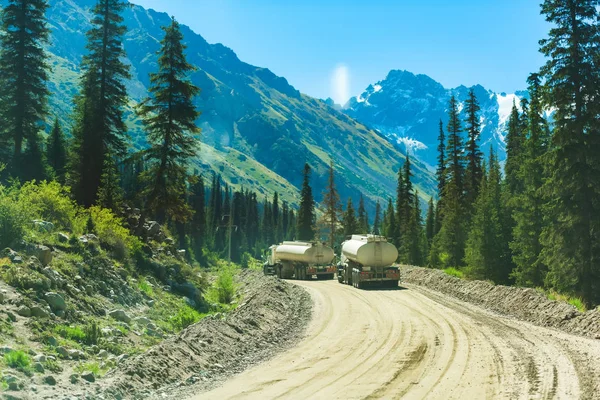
(402, 266), (600, 340)
(101, 270), (312, 399)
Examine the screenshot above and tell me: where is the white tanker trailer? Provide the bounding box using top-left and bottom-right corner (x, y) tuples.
(263, 241), (336, 280)
(339, 234), (400, 288)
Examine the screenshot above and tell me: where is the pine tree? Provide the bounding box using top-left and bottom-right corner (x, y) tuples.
(261, 196), (273, 245)
(373, 200), (382, 235)
(272, 192), (281, 243)
(505, 100), (524, 196)
(510, 73), (550, 287)
(189, 174), (206, 260)
(436, 120), (446, 199)
(384, 198), (398, 242)
(425, 197), (435, 245)
(539, 0), (600, 305)
(446, 95), (465, 196)
(395, 164), (406, 248)
(0, 0), (50, 181)
(465, 151), (512, 283)
(138, 18), (200, 223)
(321, 160), (342, 247)
(97, 155), (123, 212)
(71, 0), (130, 206)
(46, 117), (67, 182)
(343, 198), (358, 237)
(281, 201), (290, 240)
(464, 88), (483, 210)
(357, 195), (369, 233)
(405, 191), (424, 266)
(297, 163), (316, 241)
(434, 95), (467, 268)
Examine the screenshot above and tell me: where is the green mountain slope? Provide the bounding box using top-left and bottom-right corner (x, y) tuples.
(40, 0), (436, 211)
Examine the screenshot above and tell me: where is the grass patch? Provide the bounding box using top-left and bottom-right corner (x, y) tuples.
(43, 358), (62, 373)
(537, 288), (587, 312)
(169, 306), (205, 331)
(74, 361), (110, 377)
(138, 277), (154, 297)
(4, 350), (32, 374)
(206, 262), (239, 306)
(55, 325), (86, 342)
(443, 267), (464, 279)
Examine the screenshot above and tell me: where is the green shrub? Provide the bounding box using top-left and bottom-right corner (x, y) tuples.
(83, 322), (101, 345)
(4, 350), (31, 371)
(0, 187), (30, 248)
(18, 181), (81, 231)
(43, 358), (62, 373)
(55, 325), (86, 342)
(215, 265), (236, 304)
(443, 267), (464, 279)
(169, 306), (203, 331)
(88, 206), (141, 260)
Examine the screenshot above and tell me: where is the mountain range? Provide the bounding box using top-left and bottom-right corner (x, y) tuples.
(30, 0), (438, 215)
(344, 70), (530, 167)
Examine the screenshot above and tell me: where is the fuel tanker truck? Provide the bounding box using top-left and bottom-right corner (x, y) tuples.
(338, 234), (400, 288)
(263, 241), (336, 280)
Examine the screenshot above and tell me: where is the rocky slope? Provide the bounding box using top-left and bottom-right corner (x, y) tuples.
(344, 70), (534, 166)
(402, 266), (600, 340)
(20, 0), (438, 212)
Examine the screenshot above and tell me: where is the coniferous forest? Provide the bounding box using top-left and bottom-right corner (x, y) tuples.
(0, 0), (599, 310)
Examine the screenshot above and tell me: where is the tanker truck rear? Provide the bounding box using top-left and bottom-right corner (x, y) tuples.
(263, 241), (336, 280)
(339, 235), (400, 288)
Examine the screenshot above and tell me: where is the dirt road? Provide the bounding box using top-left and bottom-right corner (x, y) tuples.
(195, 280), (600, 399)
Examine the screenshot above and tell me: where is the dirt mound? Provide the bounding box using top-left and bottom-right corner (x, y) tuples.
(99, 270), (312, 399)
(402, 266), (600, 340)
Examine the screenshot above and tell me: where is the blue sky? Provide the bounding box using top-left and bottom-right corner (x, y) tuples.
(133, 0), (549, 105)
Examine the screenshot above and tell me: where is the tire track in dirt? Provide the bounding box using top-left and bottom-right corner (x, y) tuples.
(193, 280), (600, 400)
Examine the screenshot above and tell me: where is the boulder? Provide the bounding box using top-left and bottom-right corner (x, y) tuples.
(80, 371), (95, 383)
(6, 312), (16, 322)
(146, 221), (161, 237)
(133, 317), (151, 327)
(69, 374), (79, 384)
(34, 245), (53, 266)
(47, 337), (58, 347)
(16, 307), (31, 318)
(56, 347), (69, 358)
(33, 220), (54, 233)
(34, 362), (45, 373)
(68, 349), (85, 360)
(43, 375), (56, 386)
(44, 292), (66, 312)
(30, 306), (50, 319)
(57, 232), (69, 243)
(0, 346), (13, 354)
(117, 354), (129, 364)
(33, 355), (46, 363)
(109, 309), (131, 324)
(97, 350), (109, 359)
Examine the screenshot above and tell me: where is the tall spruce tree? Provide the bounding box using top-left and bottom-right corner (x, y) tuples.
(395, 164), (406, 248)
(138, 18), (200, 222)
(436, 120), (446, 199)
(465, 151), (512, 283)
(321, 160), (342, 247)
(357, 195), (369, 233)
(272, 192), (281, 243)
(297, 163), (316, 241)
(189, 174), (206, 260)
(539, 0), (600, 305)
(46, 117), (67, 182)
(464, 88), (483, 209)
(343, 198), (358, 237)
(97, 155), (123, 212)
(505, 100), (524, 196)
(0, 0), (50, 181)
(373, 200), (382, 235)
(71, 0), (130, 206)
(384, 198), (398, 242)
(434, 95), (467, 267)
(425, 197), (435, 245)
(511, 73), (550, 287)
